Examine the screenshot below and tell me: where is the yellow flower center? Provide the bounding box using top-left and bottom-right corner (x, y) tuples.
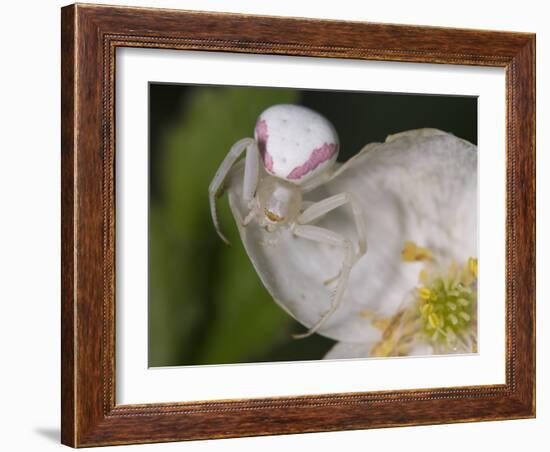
(417, 257), (477, 352)
(369, 243), (477, 357)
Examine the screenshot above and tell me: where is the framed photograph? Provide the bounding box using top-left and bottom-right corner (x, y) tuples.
(61, 3), (535, 447)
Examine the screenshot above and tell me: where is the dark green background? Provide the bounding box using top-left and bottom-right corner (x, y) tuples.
(148, 83), (477, 367)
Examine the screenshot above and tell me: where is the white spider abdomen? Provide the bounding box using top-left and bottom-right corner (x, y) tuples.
(254, 104), (339, 185)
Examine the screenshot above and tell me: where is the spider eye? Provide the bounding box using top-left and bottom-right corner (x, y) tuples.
(264, 209), (284, 222)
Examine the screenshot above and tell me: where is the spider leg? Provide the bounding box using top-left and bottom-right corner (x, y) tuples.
(208, 138), (259, 245)
(291, 224), (355, 339)
(289, 192), (368, 338)
(300, 200), (316, 212)
(298, 192), (367, 258)
(323, 270), (342, 286)
(242, 140), (261, 204)
(242, 207), (257, 227)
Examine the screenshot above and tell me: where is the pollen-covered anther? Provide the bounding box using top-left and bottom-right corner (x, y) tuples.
(468, 257), (478, 277)
(418, 287), (432, 300)
(401, 240), (433, 262)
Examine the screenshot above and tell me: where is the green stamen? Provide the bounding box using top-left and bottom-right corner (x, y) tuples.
(417, 260), (477, 353)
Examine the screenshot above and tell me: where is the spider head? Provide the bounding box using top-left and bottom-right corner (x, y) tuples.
(254, 104), (339, 186)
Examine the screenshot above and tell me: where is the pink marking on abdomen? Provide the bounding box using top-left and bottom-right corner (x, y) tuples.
(287, 142), (337, 180)
(255, 119), (274, 172)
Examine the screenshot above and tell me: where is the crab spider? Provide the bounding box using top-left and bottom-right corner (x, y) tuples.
(209, 104), (367, 338)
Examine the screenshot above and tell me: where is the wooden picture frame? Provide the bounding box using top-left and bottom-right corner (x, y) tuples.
(61, 3), (535, 447)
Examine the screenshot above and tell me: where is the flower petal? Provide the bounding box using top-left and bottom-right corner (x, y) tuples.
(226, 129), (477, 343)
(324, 341), (373, 360)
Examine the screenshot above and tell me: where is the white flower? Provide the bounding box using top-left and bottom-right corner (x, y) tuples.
(225, 129), (477, 358)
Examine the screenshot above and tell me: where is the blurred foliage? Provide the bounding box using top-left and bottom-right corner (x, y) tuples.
(148, 84), (477, 367)
(149, 86), (335, 366)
